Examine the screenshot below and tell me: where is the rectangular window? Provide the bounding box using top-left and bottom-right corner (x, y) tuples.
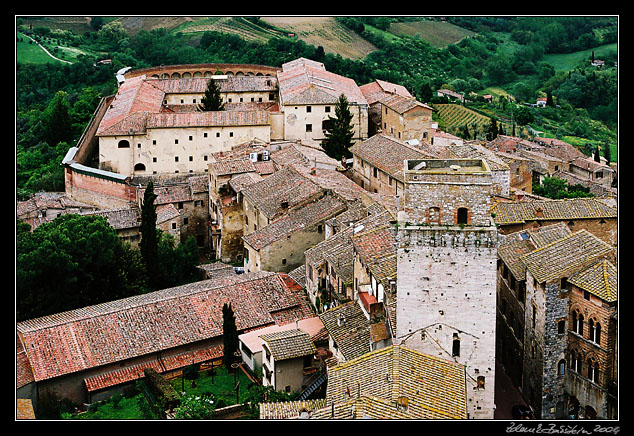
(307, 106), (311, 112)
(306, 124), (312, 132)
(325, 106), (331, 112)
(175, 156), (179, 162)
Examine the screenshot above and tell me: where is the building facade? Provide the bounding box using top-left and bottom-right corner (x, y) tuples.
(395, 159), (498, 419)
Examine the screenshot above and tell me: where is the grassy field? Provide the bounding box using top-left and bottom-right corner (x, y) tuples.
(389, 20), (476, 48)
(543, 43), (617, 71)
(262, 16), (377, 60)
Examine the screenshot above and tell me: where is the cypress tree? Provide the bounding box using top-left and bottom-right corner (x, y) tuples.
(198, 78), (225, 112)
(322, 93), (355, 161)
(140, 181), (159, 289)
(222, 302), (239, 369)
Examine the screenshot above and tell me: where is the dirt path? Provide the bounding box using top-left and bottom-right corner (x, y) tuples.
(23, 33), (72, 64)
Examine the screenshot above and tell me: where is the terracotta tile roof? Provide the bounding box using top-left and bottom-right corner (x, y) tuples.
(360, 79), (413, 105)
(287, 264), (306, 288)
(491, 197), (617, 225)
(446, 143), (509, 171)
(322, 345), (467, 419)
(152, 75), (278, 94)
(241, 166), (323, 220)
(242, 194), (347, 250)
(84, 344), (224, 392)
(16, 336), (34, 389)
(146, 110), (269, 130)
(156, 203), (180, 224)
(380, 94), (433, 114)
(305, 226), (355, 285)
(240, 317), (324, 354)
(278, 58), (367, 106)
(319, 301), (370, 361)
(227, 172), (263, 194)
(569, 258), (617, 303)
(259, 399), (327, 419)
(16, 272), (312, 382)
(350, 134), (432, 182)
(520, 230), (613, 283)
(97, 76), (164, 136)
(139, 183), (193, 205)
(80, 206), (141, 230)
(210, 158), (256, 177)
(352, 224), (397, 288)
(260, 329), (316, 361)
(271, 142), (341, 170)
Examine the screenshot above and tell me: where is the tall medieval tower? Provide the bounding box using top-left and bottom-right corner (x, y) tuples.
(395, 159), (498, 419)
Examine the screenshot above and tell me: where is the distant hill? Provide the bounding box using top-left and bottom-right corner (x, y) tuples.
(389, 20), (477, 48)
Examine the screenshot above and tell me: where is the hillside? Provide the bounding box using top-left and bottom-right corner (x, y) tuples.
(262, 17), (377, 60)
(389, 20), (476, 48)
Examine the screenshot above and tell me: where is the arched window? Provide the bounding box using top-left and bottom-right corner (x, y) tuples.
(589, 318), (601, 344)
(457, 207), (468, 225)
(587, 359), (599, 383)
(428, 207), (441, 224)
(118, 140), (130, 148)
(572, 310), (583, 336)
(134, 163), (146, 172)
(558, 359), (566, 375)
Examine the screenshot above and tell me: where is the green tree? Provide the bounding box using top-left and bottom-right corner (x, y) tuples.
(140, 181), (160, 289)
(16, 214), (147, 321)
(322, 93), (355, 161)
(222, 303), (239, 369)
(173, 394), (216, 419)
(486, 116), (499, 140)
(198, 78), (225, 111)
(42, 91), (74, 148)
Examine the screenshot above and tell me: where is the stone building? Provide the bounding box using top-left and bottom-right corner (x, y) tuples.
(491, 197), (618, 249)
(379, 94), (434, 143)
(496, 224), (615, 419)
(349, 134), (432, 196)
(359, 79), (413, 137)
(395, 158), (498, 419)
(276, 58), (368, 145)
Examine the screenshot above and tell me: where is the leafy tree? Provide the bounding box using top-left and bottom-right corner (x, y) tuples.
(222, 302), (239, 369)
(533, 176), (594, 199)
(322, 93), (355, 161)
(173, 394), (216, 419)
(140, 181), (160, 289)
(42, 91), (74, 148)
(16, 214), (147, 321)
(198, 78), (225, 112)
(156, 232), (200, 288)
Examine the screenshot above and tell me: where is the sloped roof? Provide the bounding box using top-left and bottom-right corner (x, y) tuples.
(520, 230), (613, 283)
(491, 198), (617, 225)
(260, 329), (316, 361)
(569, 258), (617, 303)
(16, 272), (312, 382)
(278, 57), (367, 106)
(319, 301), (370, 362)
(322, 345), (467, 419)
(349, 134), (432, 182)
(242, 194), (346, 250)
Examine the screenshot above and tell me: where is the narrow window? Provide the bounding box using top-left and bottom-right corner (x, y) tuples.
(457, 207), (468, 225)
(452, 333), (460, 357)
(558, 360), (566, 375)
(557, 320), (565, 334)
(306, 124), (312, 132)
(477, 376), (485, 389)
(306, 106), (311, 113)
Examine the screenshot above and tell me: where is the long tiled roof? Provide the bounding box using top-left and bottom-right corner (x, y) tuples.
(209, 158), (256, 177)
(491, 198), (617, 225)
(350, 134), (432, 182)
(80, 206), (141, 230)
(260, 329), (316, 361)
(16, 272), (312, 382)
(569, 258), (617, 303)
(242, 194), (346, 250)
(323, 345), (467, 419)
(520, 229), (613, 283)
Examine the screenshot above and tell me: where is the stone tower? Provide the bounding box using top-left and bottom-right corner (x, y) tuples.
(395, 159), (498, 419)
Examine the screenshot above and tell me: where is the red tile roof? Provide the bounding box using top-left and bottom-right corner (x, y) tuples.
(16, 272), (312, 382)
